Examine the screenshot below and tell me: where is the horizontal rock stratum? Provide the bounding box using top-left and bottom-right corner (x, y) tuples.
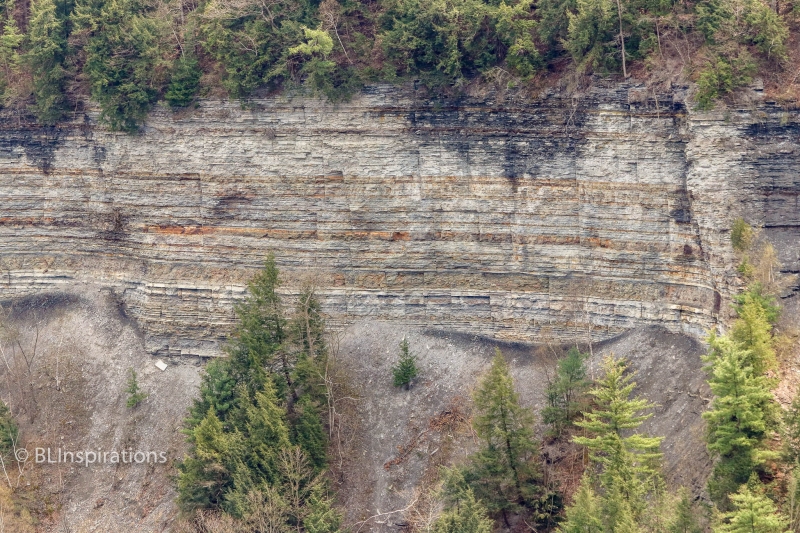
(1, 82), (797, 357)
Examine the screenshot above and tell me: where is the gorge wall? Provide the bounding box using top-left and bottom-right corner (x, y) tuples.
(0, 81), (797, 357)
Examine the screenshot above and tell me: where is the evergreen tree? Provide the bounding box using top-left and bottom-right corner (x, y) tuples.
(178, 257), (338, 523)
(197, 0), (314, 98)
(466, 349), (553, 519)
(240, 382), (291, 483)
(558, 474), (603, 533)
(392, 337), (418, 390)
(288, 287), (329, 472)
(304, 484), (346, 533)
(186, 358), (237, 429)
(26, 0), (69, 123)
(702, 336), (779, 507)
(730, 218), (754, 253)
(573, 355), (663, 522)
(731, 296), (777, 375)
(227, 253), (287, 397)
(165, 52), (200, 108)
(714, 485), (789, 533)
(669, 487), (702, 533)
(291, 394), (328, 471)
(733, 284), (780, 326)
(543, 347), (590, 435)
(125, 368), (148, 408)
(433, 486), (493, 533)
(0, 401), (18, 457)
(177, 408), (240, 511)
(76, 0), (164, 132)
(0, 0), (23, 101)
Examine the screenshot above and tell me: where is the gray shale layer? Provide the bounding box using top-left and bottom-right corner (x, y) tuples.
(1, 82), (798, 357)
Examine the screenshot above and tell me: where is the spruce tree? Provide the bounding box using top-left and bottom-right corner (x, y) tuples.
(669, 487), (702, 533)
(702, 336), (779, 506)
(0, 0), (23, 101)
(178, 257), (339, 523)
(304, 484), (346, 533)
(125, 368), (148, 408)
(237, 381), (291, 483)
(288, 287), (329, 471)
(26, 0), (69, 123)
(714, 485), (789, 533)
(731, 296), (777, 375)
(433, 487), (493, 533)
(186, 358), (237, 429)
(573, 355), (663, 522)
(228, 253), (287, 398)
(392, 337), (418, 390)
(467, 349), (548, 517)
(543, 347), (590, 435)
(177, 408), (239, 511)
(558, 474), (603, 533)
(165, 53), (200, 108)
(77, 0), (163, 131)
(291, 394), (328, 471)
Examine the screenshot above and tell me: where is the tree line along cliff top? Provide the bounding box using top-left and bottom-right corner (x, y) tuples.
(3, 0), (798, 132)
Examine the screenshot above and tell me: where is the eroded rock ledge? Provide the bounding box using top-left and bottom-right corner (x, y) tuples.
(0, 82), (797, 356)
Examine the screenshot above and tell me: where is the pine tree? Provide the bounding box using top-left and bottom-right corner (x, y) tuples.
(703, 336), (779, 506)
(392, 337), (418, 390)
(558, 474), (603, 533)
(714, 485), (789, 533)
(574, 355), (663, 521)
(26, 0), (69, 123)
(468, 349), (547, 517)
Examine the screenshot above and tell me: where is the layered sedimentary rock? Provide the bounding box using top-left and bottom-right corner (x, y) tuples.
(0, 82), (797, 356)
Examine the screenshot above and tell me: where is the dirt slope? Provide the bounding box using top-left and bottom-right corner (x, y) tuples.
(0, 292), (711, 532)
(332, 322), (711, 529)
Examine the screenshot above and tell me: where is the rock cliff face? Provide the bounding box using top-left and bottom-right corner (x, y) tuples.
(0, 82), (797, 357)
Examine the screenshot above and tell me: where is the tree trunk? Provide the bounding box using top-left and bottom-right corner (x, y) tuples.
(615, 0), (628, 78)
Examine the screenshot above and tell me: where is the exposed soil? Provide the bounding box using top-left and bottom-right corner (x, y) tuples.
(332, 322), (712, 531)
(0, 287), (201, 532)
(0, 290), (714, 532)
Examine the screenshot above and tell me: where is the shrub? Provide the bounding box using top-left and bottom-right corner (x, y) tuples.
(731, 218), (754, 252)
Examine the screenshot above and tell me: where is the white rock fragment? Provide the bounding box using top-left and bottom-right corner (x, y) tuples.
(155, 360), (168, 371)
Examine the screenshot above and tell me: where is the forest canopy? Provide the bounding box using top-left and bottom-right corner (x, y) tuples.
(1, 0), (796, 130)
